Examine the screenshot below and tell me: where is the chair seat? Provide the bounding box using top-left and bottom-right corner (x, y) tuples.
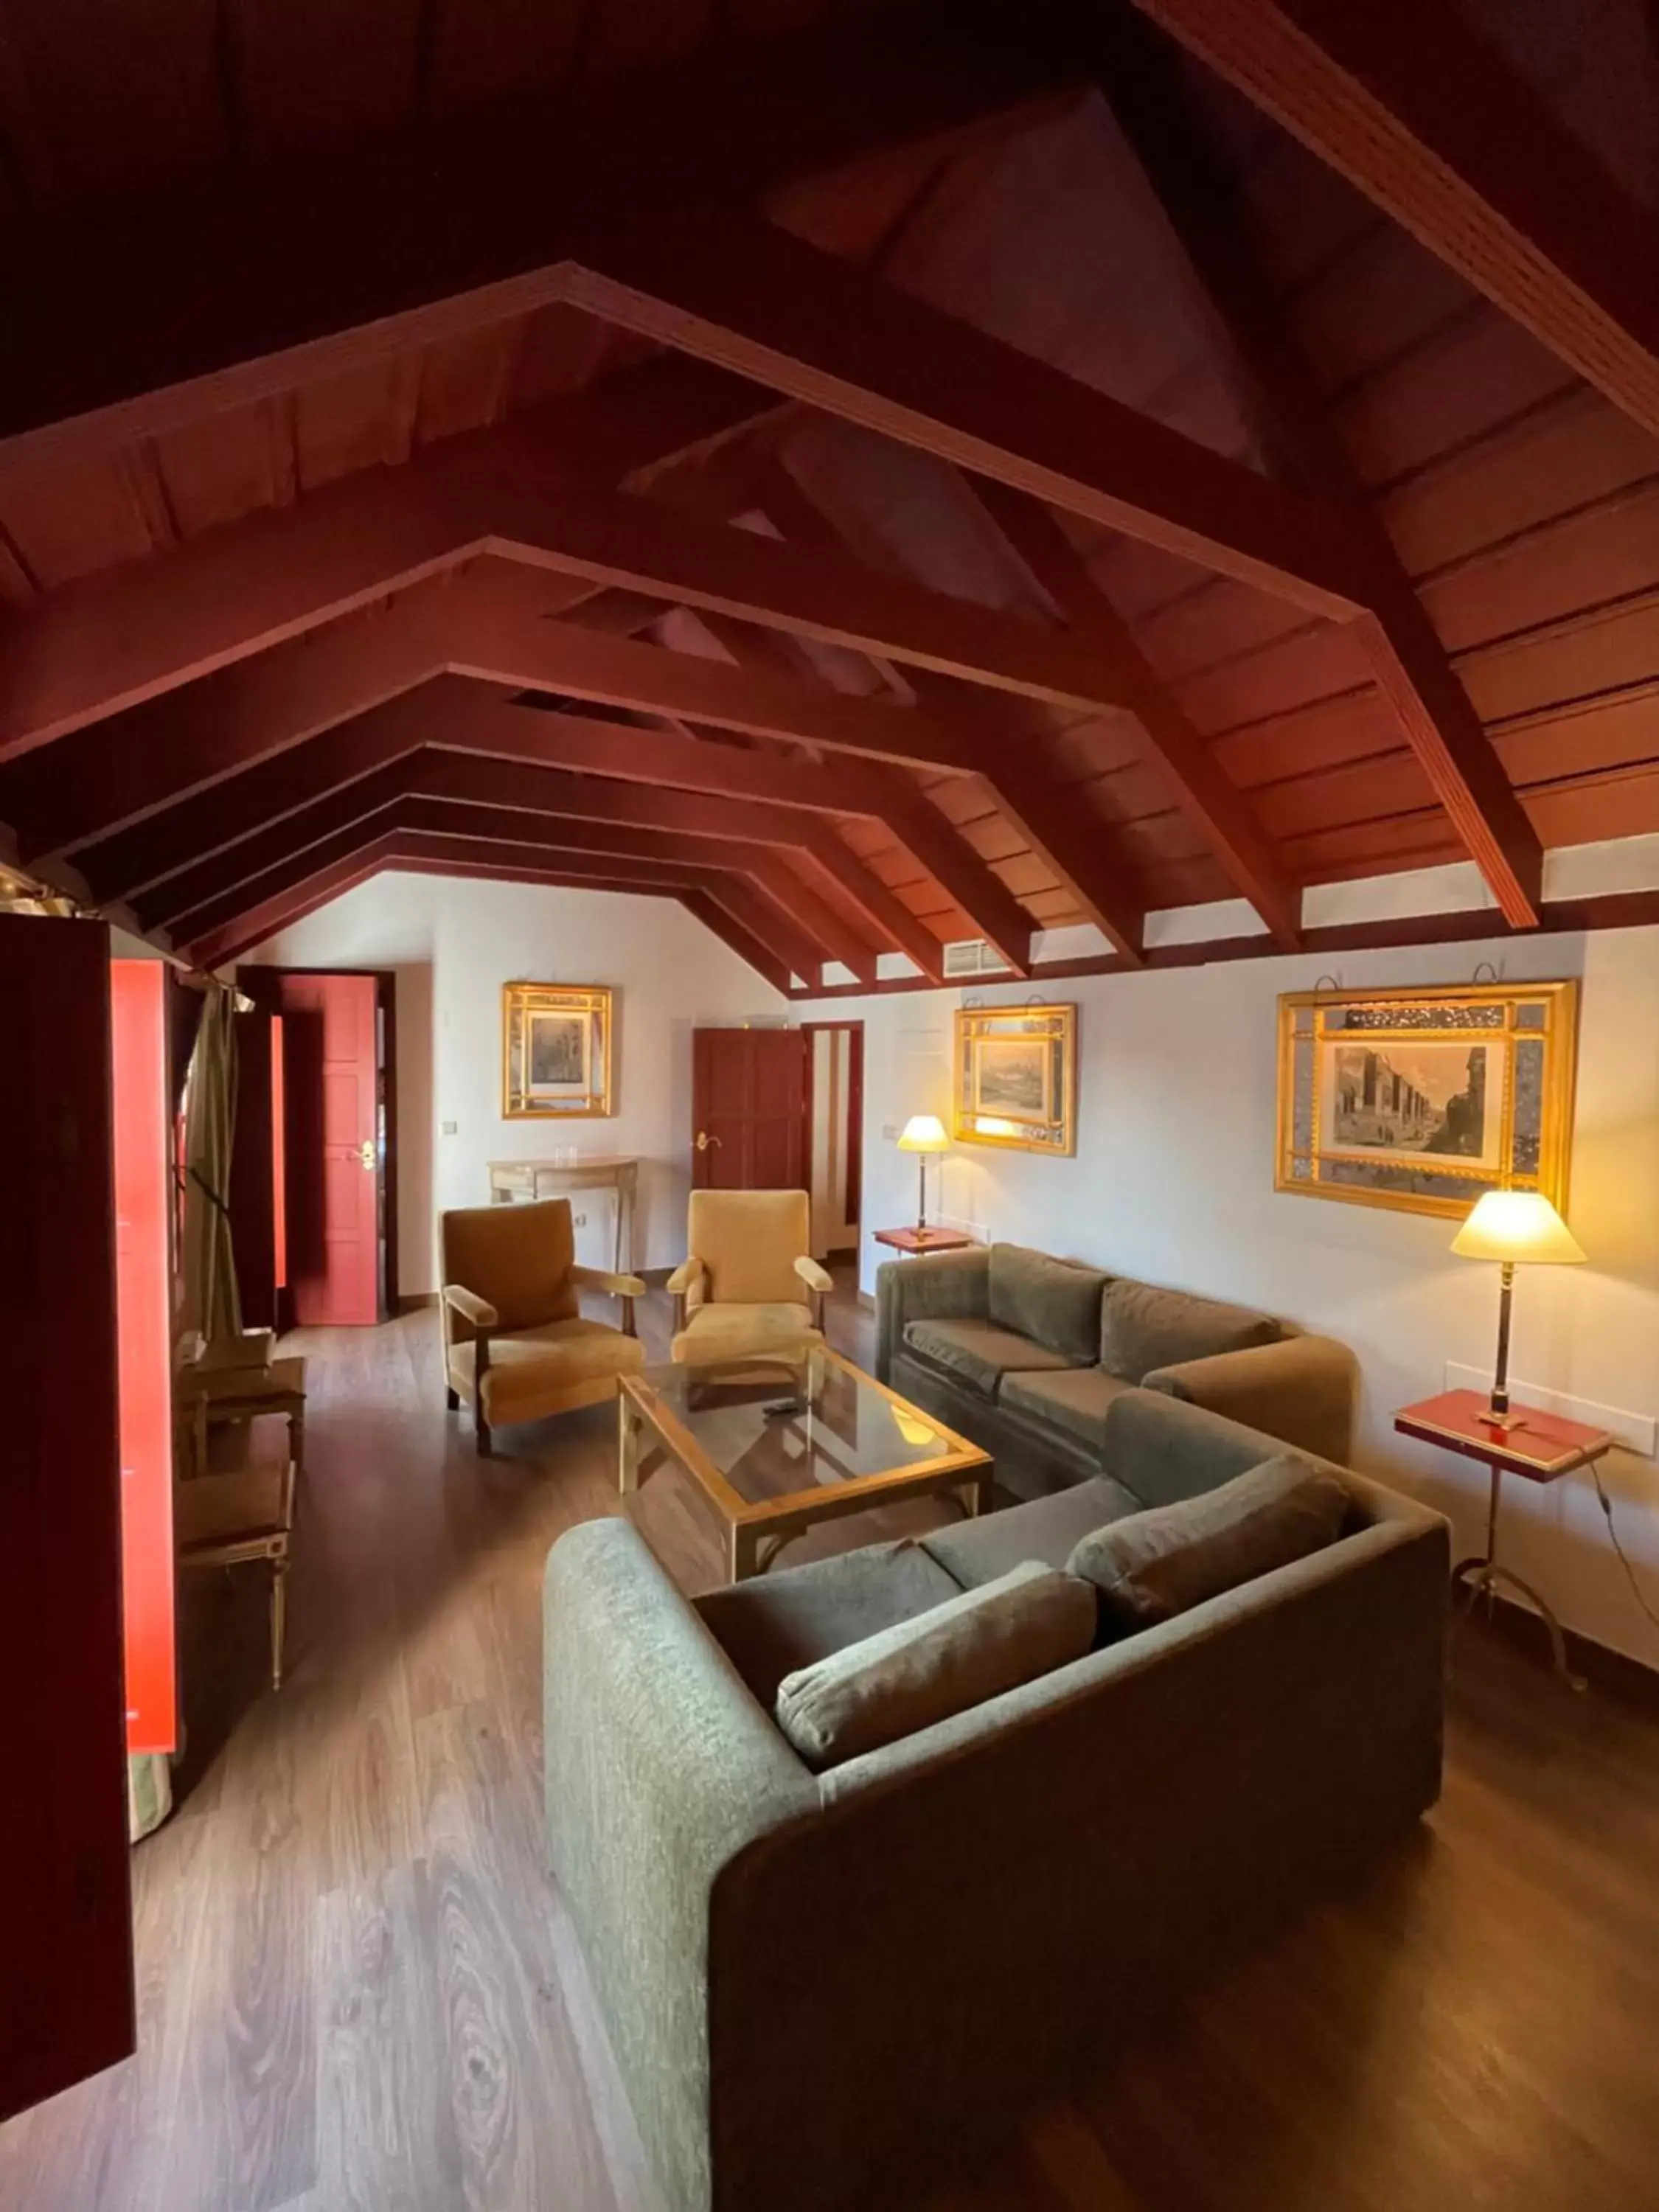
(450, 1315), (645, 1422)
(672, 1301), (823, 1366)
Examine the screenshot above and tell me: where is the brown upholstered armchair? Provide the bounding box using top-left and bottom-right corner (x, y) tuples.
(441, 1198), (647, 1455)
(666, 1189), (833, 1366)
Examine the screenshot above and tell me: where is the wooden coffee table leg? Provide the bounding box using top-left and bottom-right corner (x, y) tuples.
(730, 1525), (760, 1582)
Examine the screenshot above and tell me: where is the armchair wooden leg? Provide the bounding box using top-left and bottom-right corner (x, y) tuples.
(271, 1559), (288, 1692)
(445, 1385), (460, 1412)
(476, 1413), (493, 1457)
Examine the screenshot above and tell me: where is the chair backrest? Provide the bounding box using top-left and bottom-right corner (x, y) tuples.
(441, 1199), (578, 1330)
(688, 1189), (811, 1307)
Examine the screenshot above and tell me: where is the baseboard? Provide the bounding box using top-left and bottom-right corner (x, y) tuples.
(1478, 1587), (1659, 1707)
(858, 1290), (876, 1312)
(397, 1291), (439, 1313)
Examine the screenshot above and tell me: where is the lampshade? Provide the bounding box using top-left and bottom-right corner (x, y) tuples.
(897, 1113), (949, 1153)
(1450, 1190), (1586, 1266)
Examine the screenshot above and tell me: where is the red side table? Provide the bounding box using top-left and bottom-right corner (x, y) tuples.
(1395, 1388), (1612, 1690)
(872, 1226), (978, 1258)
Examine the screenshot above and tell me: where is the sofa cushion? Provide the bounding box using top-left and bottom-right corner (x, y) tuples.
(902, 1317), (1073, 1399)
(696, 1538), (960, 1708)
(449, 1317), (644, 1421)
(774, 1559), (1096, 1769)
(922, 1475), (1140, 1590)
(987, 1244), (1110, 1363)
(1068, 1453), (1349, 1633)
(1001, 1366), (1136, 1453)
(1099, 1278), (1279, 1382)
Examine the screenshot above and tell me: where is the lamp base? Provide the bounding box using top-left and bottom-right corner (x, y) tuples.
(1478, 1406), (1521, 1433)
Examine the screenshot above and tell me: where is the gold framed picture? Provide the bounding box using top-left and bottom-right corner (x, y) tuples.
(953, 1005), (1076, 1155)
(502, 984), (614, 1119)
(1276, 981), (1578, 1219)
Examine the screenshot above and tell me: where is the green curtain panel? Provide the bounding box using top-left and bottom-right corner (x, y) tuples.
(182, 986), (242, 1346)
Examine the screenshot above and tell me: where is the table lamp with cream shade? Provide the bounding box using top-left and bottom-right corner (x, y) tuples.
(1450, 1189), (1585, 1427)
(897, 1114), (949, 1232)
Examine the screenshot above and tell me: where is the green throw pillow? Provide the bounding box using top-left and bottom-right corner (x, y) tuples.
(774, 1559), (1096, 1770)
(1068, 1455), (1349, 1632)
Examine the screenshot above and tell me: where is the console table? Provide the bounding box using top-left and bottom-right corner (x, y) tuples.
(1395, 1386), (1612, 1691)
(487, 1155), (639, 1274)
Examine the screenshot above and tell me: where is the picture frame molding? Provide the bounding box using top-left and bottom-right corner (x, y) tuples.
(501, 981), (615, 1120)
(1275, 979), (1579, 1220)
(953, 1003), (1077, 1156)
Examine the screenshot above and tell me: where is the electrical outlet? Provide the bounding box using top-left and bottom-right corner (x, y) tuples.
(882, 1123), (898, 1141)
(572, 1211), (588, 1228)
(439, 1120), (457, 1136)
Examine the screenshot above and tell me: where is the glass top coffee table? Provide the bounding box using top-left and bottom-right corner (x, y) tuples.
(618, 1345), (993, 1580)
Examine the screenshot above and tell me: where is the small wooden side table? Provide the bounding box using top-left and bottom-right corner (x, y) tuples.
(872, 1226), (978, 1259)
(1395, 1387), (1612, 1690)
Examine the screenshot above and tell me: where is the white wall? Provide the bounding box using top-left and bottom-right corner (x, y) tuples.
(246, 872), (786, 1290)
(799, 923), (1659, 1670)
(808, 1027), (858, 1254)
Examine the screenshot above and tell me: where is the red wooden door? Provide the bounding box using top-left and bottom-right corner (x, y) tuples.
(692, 1028), (809, 1189)
(278, 971), (381, 1324)
(0, 917), (135, 2121)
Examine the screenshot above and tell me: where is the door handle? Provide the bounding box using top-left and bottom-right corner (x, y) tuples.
(695, 1130), (723, 1152)
(359, 1138), (376, 1169)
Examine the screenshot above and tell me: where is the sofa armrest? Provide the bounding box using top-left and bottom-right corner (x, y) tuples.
(442, 1281), (498, 1335)
(874, 1246), (990, 1383)
(1144, 1331), (1357, 1465)
(543, 1520), (816, 2212)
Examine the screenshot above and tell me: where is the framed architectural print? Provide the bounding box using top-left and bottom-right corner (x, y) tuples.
(953, 1004), (1077, 1155)
(1276, 981), (1578, 1219)
(502, 984), (613, 1119)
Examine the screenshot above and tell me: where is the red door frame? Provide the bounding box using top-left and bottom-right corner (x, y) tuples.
(799, 1020), (865, 1245)
(242, 967), (399, 1324)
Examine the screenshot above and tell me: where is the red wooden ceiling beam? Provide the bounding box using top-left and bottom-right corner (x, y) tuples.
(674, 893), (796, 998)
(188, 853), (394, 972)
(1127, 0), (1659, 442)
(563, 212), (1382, 619)
(975, 481), (1303, 946)
(0, 4), (1060, 475)
(1087, 14), (1544, 928)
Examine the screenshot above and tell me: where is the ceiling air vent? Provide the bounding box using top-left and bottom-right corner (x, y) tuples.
(942, 939), (1009, 978)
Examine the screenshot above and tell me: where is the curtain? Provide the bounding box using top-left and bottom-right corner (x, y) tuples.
(181, 986), (242, 1346)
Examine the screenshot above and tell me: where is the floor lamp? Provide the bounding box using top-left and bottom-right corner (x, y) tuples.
(897, 1115), (949, 1232)
(1450, 1189), (1585, 1427)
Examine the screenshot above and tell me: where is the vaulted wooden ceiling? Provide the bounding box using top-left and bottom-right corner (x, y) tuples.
(2, 0), (1658, 987)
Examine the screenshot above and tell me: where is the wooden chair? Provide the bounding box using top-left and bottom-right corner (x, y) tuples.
(441, 1197), (647, 1455)
(666, 1189), (833, 1366)
(175, 1458), (296, 1691)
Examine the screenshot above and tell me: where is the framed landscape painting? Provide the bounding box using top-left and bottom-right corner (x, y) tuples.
(1276, 981), (1578, 1219)
(502, 984), (613, 1119)
(954, 1005), (1076, 1155)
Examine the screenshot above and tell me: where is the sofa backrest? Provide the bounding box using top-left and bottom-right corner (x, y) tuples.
(987, 1243), (1110, 1362)
(1102, 1383), (1399, 1526)
(1099, 1277), (1280, 1382)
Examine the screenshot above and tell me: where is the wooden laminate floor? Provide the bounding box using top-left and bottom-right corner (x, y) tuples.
(5, 1283), (1659, 2212)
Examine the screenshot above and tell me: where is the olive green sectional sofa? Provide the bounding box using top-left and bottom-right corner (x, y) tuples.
(543, 1387), (1448, 2212)
(877, 1241), (1357, 1496)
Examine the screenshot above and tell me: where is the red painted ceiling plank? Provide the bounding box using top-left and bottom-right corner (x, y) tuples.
(0, 357), (766, 758)
(0, 4), (1058, 473)
(562, 211), (1382, 618)
(181, 834), (403, 962)
(1088, 13), (1544, 931)
(1128, 0), (1659, 442)
(191, 860), (392, 972)
(974, 480), (1304, 947)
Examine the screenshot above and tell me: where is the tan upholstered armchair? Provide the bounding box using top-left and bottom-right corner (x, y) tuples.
(441, 1198), (647, 1455)
(667, 1189), (834, 1366)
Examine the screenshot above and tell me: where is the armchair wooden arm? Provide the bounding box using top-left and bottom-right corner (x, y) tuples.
(795, 1253), (834, 1330)
(570, 1265), (650, 1338)
(666, 1256), (706, 1335)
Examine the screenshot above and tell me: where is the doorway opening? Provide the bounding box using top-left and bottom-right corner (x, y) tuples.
(801, 1021), (863, 1273)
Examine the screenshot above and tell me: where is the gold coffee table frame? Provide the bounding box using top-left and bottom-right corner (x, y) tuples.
(619, 1345), (993, 1582)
